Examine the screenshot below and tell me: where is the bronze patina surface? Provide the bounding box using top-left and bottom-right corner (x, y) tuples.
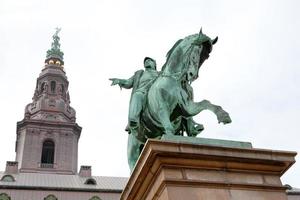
(111, 30), (232, 171)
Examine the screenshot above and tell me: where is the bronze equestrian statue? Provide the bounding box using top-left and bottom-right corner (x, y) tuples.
(110, 30), (232, 172)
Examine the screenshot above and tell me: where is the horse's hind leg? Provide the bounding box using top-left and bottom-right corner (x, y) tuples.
(157, 106), (174, 135)
(127, 134), (143, 173)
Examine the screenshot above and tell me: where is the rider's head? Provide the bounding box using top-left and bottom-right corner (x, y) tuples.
(144, 57), (156, 70)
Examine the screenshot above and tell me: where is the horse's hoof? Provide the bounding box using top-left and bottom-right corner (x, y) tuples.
(221, 116), (232, 124)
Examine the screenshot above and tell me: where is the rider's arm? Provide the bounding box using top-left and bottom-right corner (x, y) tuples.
(118, 75), (134, 89)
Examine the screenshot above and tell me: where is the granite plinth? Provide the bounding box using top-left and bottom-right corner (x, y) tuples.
(121, 137), (297, 200)
(161, 135), (252, 148)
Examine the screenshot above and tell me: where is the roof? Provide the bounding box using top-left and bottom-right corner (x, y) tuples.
(287, 187), (300, 195)
(0, 172), (128, 192)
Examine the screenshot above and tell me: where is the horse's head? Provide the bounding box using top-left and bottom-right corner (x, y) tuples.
(185, 30), (218, 82)
(163, 29), (218, 83)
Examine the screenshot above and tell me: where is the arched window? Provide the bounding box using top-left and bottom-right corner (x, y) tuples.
(84, 178), (97, 185)
(41, 140), (55, 165)
(44, 194), (57, 200)
(61, 84), (64, 93)
(50, 81), (56, 93)
(0, 175), (15, 182)
(0, 193), (11, 200)
(89, 196), (101, 200)
(41, 82), (46, 93)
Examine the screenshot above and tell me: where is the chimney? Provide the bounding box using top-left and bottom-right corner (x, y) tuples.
(79, 165), (91, 177)
(5, 161), (18, 174)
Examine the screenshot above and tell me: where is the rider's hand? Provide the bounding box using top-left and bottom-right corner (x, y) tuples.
(109, 78), (120, 86)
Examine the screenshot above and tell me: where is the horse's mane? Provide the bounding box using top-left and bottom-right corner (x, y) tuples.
(166, 39), (183, 62)
(161, 34), (199, 73)
(160, 33), (214, 74)
(161, 39), (183, 72)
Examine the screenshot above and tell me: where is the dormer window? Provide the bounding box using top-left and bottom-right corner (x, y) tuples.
(44, 194), (58, 200)
(89, 196), (102, 200)
(0, 175), (15, 182)
(84, 178), (97, 185)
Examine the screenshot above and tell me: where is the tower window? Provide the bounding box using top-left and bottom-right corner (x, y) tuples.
(41, 82), (46, 93)
(61, 84), (64, 93)
(50, 81), (56, 93)
(41, 140), (55, 165)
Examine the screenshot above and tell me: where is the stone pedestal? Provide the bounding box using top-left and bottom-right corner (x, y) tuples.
(121, 136), (296, 200)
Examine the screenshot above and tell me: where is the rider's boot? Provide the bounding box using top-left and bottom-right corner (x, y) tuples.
(129, 121), (139, 137)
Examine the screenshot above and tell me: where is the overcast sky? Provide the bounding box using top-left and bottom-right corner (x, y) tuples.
(0, 0), (299, 187)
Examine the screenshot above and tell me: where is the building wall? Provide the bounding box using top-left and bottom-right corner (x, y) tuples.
(288, 195), (300, 200)
(0, 189), (121, 200)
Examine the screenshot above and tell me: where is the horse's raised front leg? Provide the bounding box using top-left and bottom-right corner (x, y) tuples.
(203, 100), (232, 124)
(181, 99), (232, 124)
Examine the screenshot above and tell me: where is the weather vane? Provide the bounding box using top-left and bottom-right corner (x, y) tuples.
(46, 27), (64, 61)
(54, 27), (61, 37)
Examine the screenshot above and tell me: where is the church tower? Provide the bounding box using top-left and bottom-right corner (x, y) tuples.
(15, 29), (82, 174)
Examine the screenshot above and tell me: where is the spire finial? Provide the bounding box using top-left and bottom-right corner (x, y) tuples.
(199, 27), (203, 35)
(55, 27), (61, 36)
(46, 27), (64, 62)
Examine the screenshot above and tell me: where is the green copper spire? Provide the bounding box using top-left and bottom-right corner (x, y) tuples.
(46, 28), (64, 61)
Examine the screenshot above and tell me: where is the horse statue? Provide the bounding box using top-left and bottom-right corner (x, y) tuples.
(113, 30), (232, 172)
